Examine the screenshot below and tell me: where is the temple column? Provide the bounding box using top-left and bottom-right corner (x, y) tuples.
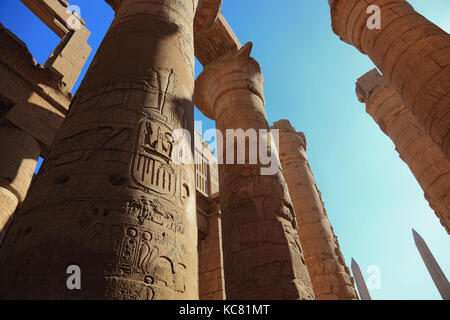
(195, 43), (314, 299)
(357, 69), (450, 234)
(271, 120), (358, 300)
(0, 126), (40, 244)
(329, 0), (450, 160)
(0, 0), (217, 299)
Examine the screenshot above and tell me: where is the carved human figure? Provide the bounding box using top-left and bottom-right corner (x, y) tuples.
(271, 120), (358, 300)
(0, 0), (219, 299)
(357, 69), (450, 234)
(329, 0), (450, 161)
(195, 43), (314, 299)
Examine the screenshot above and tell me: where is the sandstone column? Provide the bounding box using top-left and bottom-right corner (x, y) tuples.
(329, 0), (450, 161)
(357, 69), (450, 234)
(195, 43), (314, 300)
(0, 0), (214, 299)
(0, 126), (40, 245)
(271, 120), (358, 300)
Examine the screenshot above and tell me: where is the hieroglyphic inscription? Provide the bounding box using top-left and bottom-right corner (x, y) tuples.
(42, 126), (133, 171)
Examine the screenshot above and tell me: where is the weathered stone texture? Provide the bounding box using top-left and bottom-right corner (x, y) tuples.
(195, 43), (314, 300)
(0, 0), (207, 299)
(357, 69), (450, 234)
(272, 120), (358, 300)
(330, 0), (450, 161)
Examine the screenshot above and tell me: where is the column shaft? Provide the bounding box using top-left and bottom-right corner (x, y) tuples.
(357, 69), (450, 234)
(0, 0), (200, 299)
(330, 0), (450, 160)
(0, 126), (40, 245)
(272, 120), (358, 300)
(195, 43), (314, 299)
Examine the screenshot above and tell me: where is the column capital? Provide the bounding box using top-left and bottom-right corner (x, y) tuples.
(195, 42), (264, 120)
(330, 0), (416, 52)
(271, 119), (306, 151)
(355, 68), (386, 103)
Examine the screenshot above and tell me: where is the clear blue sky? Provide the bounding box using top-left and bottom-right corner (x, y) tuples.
(1, 0), (448, 300)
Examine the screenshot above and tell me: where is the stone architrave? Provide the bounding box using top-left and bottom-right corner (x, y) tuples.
(0, 0), (220, 299)
(0, 126), (40, 245)
(329, 0), (450, 161)
(357, 69), (450, 234)
(195, 43), (315, 300)
(272, 120), (358, 300)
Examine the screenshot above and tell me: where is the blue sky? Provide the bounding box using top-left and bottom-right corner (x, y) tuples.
(1, 0), (449, 299)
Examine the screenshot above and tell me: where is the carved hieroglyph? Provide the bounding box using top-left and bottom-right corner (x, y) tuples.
(0, 0), (206, 299)
(329, 0), (450, 161)
(357, 69), (450, 234)
(272, 120), (358, 300)
(195, 43), (314, 299)
(0, 126), (40, 245)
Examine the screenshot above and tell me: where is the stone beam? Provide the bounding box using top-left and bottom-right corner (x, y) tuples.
(20, 0), (91, 91)
(105, 0), (240, 66)
(20, 0), (79, 38)
(195, 13), (241, 66)
(0, 23), (69, 151)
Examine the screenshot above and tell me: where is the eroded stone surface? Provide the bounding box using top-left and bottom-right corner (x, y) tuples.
(357, 69), (450, 234)
(330, 0), (450, 161)
(272, 120), (358, 300)
(195, 43), (314, 300)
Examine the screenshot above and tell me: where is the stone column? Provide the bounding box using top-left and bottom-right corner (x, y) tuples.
(0, 126), (40, 244)
(0, 0), (213, 299)
(357, 69), (450, 234)
(195, 43), (314, 300)
(271, 120), (358, 300)
(329, 0), (450, 161)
